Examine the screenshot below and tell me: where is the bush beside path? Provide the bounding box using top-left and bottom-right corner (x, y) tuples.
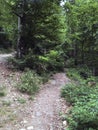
(0, 54), (69, 130)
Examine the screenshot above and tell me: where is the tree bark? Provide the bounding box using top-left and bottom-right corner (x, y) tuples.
(16, 0), (26, 58)
(17, 16), (22, 58)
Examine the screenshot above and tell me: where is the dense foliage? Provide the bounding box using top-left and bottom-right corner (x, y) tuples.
(1, 0), (98, 74)
(64, 0), (98, 74)
(61, 68), (98, 130)
(0, 0), (17, 40)
(4, 0), (66, 72)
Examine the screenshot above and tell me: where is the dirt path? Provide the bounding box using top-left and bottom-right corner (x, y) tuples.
(31, 73), (69, 130)
(0, 54), (69, 130)
(0, 53), (13, 63)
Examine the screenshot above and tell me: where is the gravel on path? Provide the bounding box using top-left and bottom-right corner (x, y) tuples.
(30, 73), (69, 130)
(0, 53), (69, 130)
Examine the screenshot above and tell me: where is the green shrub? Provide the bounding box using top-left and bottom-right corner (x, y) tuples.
(17, 98), (26, 104)
(66, 68), (82, 82)
(9, 55), (48, 73)
(39, 50), (65, 71)
(9, 48), (65, 73)
(66, 66), (92, 81)
(62, 85), (98, 130)
(62, 68), (98, 130)
(0, 91), (6, 97)
(17, 70), (41, 95)
(8, 57), (26, 70)
(67, 98), (98, 130)
(0, 86), (6, 97)
(2, 100), (11, 106)
(77, 65), (92, 79)
(61, 83), (92, 105)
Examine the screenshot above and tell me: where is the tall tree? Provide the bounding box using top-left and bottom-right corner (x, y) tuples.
(7, 0), (65, 58)
(64, 0), (98, 74)
(3, 0), (66, 71)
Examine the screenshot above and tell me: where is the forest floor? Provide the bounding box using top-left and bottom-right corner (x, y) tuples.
(0, 54), (69, 130)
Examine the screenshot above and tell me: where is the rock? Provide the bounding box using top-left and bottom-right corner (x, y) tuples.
(51, 80), (56, 85)
(23, 120), (28, 124)
(50, 125), (53, 130)
(63, 120), (67, 126)
(36, 111), (42, 116)
(13, 98), (17, 101)
(27, 126), (34, 130)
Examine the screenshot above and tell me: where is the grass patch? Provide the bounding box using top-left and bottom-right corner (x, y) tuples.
(29, 96), (35, 101)
(2, 100), (11, 106)
(17, 98), (26, 104)
(0, 91), (6, 97)
(0, 106), (17, 127)
(0, 86), (6, 97)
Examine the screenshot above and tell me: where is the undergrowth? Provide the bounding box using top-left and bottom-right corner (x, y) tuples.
(16, 69), (42, 95)
(61, 67), (98, 130)
(0, 86), (6, 97)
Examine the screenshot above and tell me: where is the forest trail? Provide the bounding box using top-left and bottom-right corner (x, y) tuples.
(0, 54), (69, 130)
(0, 53), (13, 63)
(31, 73), (69, 130)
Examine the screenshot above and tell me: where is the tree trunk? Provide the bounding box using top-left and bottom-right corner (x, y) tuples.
(17, 16), (22, 58)
(16, 0), (26, 58)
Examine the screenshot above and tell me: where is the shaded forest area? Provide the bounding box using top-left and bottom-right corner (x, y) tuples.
(1, 1), (98, 130)
(0, 0), (98, 75)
